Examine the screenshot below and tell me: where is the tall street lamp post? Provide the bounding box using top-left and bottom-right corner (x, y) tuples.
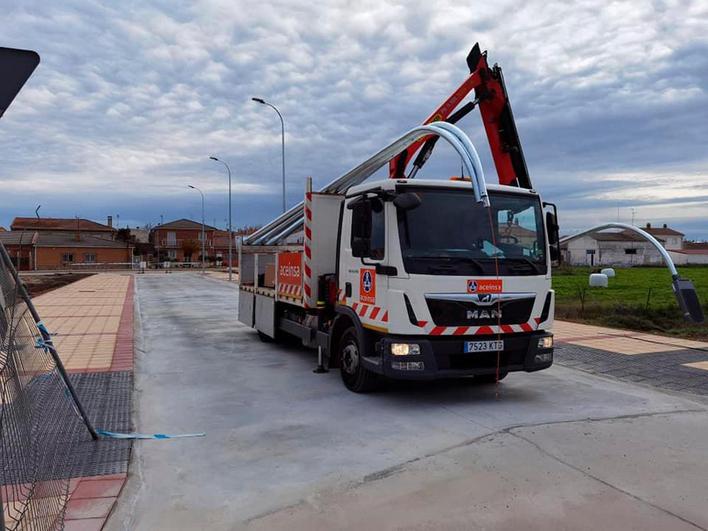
(251, 97), (286, 213)
(210, 156), (234, 281)
(188, 185), (206, 272)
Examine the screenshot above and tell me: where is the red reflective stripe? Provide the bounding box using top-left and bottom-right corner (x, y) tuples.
(417, 321), (428, 328)
(305, 207), (312, 220)
(352, 302), (358, 311)
(500, 324), (513, 334)
(520, 322), (532, 332)
(304, 246), (311, 259)
(370, 306), (380, 320)
(430, 326), (445, 336)
(358, 304), (369, 317)
(382, 311), (388, 323)
(304, 226), (312, 239)
(534, 317), (542, 325)
(476, 326), (493, 335)
(304, 284), (311, 296)
(304, 263), (311, 277)
(453, 326), (468, 336)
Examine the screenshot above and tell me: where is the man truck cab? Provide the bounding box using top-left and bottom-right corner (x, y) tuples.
(333, 178), (556, 391)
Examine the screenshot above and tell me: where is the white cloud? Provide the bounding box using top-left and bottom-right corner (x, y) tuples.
(0, 0), (706, 236)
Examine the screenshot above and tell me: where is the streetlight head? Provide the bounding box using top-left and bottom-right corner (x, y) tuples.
(209, 156), (218, 161)
(252, 97), (266, 104)
(188, 185), (195, 189)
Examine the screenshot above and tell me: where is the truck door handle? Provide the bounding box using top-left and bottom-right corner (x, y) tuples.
(345, 282), (352, 297)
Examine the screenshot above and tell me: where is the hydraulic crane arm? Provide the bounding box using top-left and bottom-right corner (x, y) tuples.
(390, 43), (532, 189)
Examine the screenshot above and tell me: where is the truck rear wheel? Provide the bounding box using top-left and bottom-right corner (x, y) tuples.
(339, 327), (379, 393)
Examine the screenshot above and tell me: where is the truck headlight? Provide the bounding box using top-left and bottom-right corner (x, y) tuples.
(391, 343), (421, 356)
(537, 336), (553, 349)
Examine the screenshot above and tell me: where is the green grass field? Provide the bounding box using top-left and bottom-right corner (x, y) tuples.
(552, 265), (708, 339)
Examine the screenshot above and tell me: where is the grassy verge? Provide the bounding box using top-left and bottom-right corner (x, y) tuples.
(552, 265), (708, 340)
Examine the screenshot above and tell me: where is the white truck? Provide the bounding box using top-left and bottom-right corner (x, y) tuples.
(238, 44), (562, 392)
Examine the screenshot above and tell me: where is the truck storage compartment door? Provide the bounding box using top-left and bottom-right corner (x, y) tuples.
(238, 289), (255, 327)
(255, 294), (276, 338)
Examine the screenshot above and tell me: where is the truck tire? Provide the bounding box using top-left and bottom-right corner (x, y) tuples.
(473, 371), (508, 384)
(339, 327), (379, 393)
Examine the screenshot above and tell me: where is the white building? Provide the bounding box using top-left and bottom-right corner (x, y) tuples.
(560, 223), (708, 266)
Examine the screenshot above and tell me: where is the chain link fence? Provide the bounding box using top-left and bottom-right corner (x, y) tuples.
(0, 244), (90, 530)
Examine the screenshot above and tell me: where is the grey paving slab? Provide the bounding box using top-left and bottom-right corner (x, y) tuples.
(556, 342), (708, 395)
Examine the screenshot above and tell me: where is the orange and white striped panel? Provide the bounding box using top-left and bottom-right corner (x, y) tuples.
(302, 191), (314, 308)
(278, 283), (302, 299)
(415, 317), (543, 336)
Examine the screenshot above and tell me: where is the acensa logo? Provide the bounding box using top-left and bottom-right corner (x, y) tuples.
(467, 279), (502, 294)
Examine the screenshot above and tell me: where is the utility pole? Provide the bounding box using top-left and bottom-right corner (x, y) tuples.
(210, 156), (234, 281)
(188, 185), (206, 272)
(252, 97), (286, 213)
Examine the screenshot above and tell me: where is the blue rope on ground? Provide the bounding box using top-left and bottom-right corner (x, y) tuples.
(96, 429), (206, 440)
(35, 322), (206, 441)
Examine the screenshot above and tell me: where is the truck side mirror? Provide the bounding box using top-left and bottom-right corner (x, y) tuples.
(393, 192), (422, 211)
(351, 238), (370, 258)
(672, 277), (705, 323)
(545, 207), (561, 264)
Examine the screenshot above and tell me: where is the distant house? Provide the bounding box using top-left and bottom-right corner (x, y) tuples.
(560, 222), (706, 266)
(0, 231), (132, 270)
(149, 219), (243, 265)
(1, 215), (131, 270)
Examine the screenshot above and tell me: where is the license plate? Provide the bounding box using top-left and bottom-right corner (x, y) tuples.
(464, 340), (504, 353)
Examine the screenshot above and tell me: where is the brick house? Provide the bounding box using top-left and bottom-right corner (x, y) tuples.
(150, 219), (242, 265)
(0, 216), (132, 270)
(150, 219), (217, 262)
(0, 231), (132, 270)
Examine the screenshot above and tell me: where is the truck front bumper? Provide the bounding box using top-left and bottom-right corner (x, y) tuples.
(375, 331), (553, 380)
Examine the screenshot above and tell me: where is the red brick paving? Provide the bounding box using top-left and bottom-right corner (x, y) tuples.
(110, 276), (134, 372)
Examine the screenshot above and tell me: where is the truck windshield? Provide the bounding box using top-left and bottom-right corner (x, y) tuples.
(397, 188), (547, 276)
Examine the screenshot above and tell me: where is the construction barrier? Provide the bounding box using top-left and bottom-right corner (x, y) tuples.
(0, 243), (94, 531)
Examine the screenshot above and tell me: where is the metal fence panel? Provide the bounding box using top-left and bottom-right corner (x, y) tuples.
(0, 247), (73, 530)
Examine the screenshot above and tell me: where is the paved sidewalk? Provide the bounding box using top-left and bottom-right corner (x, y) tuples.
(29, 273), (135, 531)
(555, 320), (708, 395)
(34, 274), (134, 372)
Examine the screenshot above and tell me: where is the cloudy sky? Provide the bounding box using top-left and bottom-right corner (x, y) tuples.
(1, 0), (707, 238)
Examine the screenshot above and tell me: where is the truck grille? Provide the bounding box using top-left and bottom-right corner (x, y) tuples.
(425, 295), (534, 326)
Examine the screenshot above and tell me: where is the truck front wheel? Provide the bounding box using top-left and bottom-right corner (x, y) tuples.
(339, 327), (379, 393)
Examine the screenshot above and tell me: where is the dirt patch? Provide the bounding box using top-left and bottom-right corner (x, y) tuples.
(20, 273), (94, 297)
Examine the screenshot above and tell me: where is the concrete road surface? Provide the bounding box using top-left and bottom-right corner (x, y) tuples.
(107, 274), (708, 530)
